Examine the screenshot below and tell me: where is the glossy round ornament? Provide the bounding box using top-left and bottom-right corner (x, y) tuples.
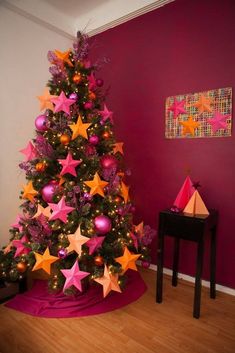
(35, 114), (47, 132)
(41, 181), (58, 203)
(88, 92), (96, 100)
(141, 260), (150, 269)
(102, 131), (110, 139)
(73, 73), (81, 84)
(69, 93), (78, 100)
(58, 248), (68, 259)
(84, 101), (93, 109)
(16, 262), (27, 273)
(100, 155), (118, 170)
(89, 135), (99, 145)
(94, 255), (104, 266)
(35, 162), (46, 172)
(60, 134), (71, 145)
(94, 215), (112, 235)
(96, 78), (104, 87)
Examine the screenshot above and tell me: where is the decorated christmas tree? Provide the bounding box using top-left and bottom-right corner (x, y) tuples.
(0, 33), (154, 298)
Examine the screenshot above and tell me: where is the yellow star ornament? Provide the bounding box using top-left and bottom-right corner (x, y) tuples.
(120, 181), (129, 204)
(37, 88), (56, 111)
(179, 116), (200, 136)
(94, 265), (121, 298)
(68, 116), (91, 140)
(32, 247), (59, 275)
(84, 173), (108, 197)
(54, 49), (73, 67)
(22, 181), (38, 202)
(67, 225), (89, 256)
(115, 246), (141, 274)
(193, 94), (213, 114)
(113, 142), (124, 155)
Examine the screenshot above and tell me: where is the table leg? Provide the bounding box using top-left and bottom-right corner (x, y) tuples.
(172, 237), (180, 287)
(210, 226), (217, 299)
(156, 216), (165, 303)
(193, 239), (204, 318)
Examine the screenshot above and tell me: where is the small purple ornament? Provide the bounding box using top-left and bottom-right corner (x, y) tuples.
(89, 135), (99, 145)
(141, 260), (151, 269)
(69, 93), (78, 100)
(96, 78), (104, 87)
(35, 115), (47, 132)
(41, 181), (58, 203)
(58, 248), (68, 259)
(94, 215), (112, 235)
(84, 101), (93, 109)
(83, 192), (92, 201)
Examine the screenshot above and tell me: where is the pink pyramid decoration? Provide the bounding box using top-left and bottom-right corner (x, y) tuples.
(173, 176), (194, 210)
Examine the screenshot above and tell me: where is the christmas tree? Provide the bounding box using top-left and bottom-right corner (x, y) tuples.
(0, 33), (154, 298)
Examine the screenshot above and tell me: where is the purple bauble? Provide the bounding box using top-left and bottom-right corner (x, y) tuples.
(96, 78), (104, 87)
(94, 215), (112, 235)
(84, 101), (93, 109)
(69, 93), (78, 100)
(100, 155), (118, 170)
(35, 115), (47, 132)
(83, 192), (92, 201)
(89, 135), (99, 146)
(41, 181), (58, 203)
(141, 260), (151, 269)
(58, 248), (68, 259)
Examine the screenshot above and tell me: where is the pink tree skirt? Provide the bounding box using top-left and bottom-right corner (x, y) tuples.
(5, 270), (147, 318)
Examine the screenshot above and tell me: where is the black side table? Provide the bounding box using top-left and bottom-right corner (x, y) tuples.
(156, 209), (218, 318)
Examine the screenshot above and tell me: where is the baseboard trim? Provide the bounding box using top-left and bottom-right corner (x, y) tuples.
(148, 264), (235, 296)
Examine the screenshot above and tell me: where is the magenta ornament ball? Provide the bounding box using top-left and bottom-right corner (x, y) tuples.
(89, 135), (99, 145)
(41, 181), (58, 203)
(96, 78), (104, 87)
(35, 115), (47, 132)
(69, 93), (78, 100)
(58, 248), (68, 259)
(141, 260), (151, 269)
(100, 155), (118, 170)
(94, 215), (112, 235)
(84, 101), (93, 109)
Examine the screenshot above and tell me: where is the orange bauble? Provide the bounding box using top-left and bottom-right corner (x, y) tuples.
(89, 92), (96, 100)
(94, 256), (104, 266)
(102, 131), (110, 139)
(114, 196), (122, 203)
(73, 73), (81, 84)
(60, 134), (71, 145)
(35, 162), (46, 172)
(16, 262), (27, 273)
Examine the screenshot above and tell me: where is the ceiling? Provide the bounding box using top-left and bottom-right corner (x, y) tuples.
(1, 0), (174, 38)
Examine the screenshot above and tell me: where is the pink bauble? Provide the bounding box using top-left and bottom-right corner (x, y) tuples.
(69, 93), (78, 100)
(84, 101), (93, 109)
(100, 155), (118, 170)
(89, 135), (99, 145)
(41, 181), (58, 203)
(94, 215), (112, 235)
(141, 261), (151, 269)
(35, 115), (47, 132)
(96, 78), (104, 87)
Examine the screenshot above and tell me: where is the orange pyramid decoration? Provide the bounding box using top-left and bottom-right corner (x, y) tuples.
(183, 190), (209, 216)
(173, 176), (194, 210)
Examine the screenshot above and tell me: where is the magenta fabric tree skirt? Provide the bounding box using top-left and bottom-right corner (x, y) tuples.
(5, 270), (147, 318)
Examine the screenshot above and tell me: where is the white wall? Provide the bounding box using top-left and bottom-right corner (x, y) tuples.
(0, 6), (72, 246)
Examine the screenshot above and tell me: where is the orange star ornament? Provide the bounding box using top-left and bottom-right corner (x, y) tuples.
(67, 225), (90, 256)
(115, 246), (141, 274)
(37, 88), (56, 111)
(94, 265), (122, 298)
(113, 142), (124, 155)
(179, 116), (200, 136)
(54, 49), (73, 67)
(33, 204), (51, 218)
(135, 221), (144, 237)
(84, 172), (108, 197)
(193, 94), (213, 114)
(22, 181), (38, 202)
(68, 116), (91, 140)
(32, 247), (59, 275)
(120, 181), (129, 204)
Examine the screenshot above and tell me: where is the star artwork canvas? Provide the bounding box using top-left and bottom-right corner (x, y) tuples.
(165, 87), (232, 138)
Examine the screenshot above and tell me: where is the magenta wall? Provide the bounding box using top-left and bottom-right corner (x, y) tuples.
(90, 0), (235, 289)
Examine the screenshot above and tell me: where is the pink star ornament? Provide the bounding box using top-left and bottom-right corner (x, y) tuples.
(11, 215), (24, 232)
(12, 235), (30, 258)
(49, 196), (75, 223)
(168, 98), (187, 119)
(99, 104), (113, 123)
(20, 141), (37, 161)
(88, 72), (97, 90)
(207, 111), (230, 133)
(61, 260), (90, 292)
(51, 91), (75, 115)
(58, 152), (82, 177)
(86, 236), (105, 255)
